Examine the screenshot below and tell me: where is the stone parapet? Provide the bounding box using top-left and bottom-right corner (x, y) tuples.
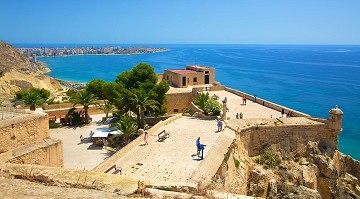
(0, 112), (49, 153)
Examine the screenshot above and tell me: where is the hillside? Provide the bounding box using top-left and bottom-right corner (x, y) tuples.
(0, 42), (60, 98)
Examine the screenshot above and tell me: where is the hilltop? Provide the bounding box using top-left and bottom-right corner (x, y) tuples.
(0, 41), (60, 98)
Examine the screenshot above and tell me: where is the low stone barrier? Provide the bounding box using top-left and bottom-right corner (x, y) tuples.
(93, 114), (182, 172)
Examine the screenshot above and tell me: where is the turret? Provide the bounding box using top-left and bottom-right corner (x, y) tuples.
(328, 105), (343, 133)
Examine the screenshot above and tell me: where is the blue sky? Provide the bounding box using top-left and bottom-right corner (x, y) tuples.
(1, 0), (360, 44)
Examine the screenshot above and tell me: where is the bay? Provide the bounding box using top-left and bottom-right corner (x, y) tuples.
(37, 44), (360, 160)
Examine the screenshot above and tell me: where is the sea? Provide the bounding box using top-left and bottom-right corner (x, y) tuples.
(16, 44), (360, 160)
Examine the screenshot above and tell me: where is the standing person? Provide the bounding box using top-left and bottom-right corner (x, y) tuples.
(244, 96), (247, 105)
(236, 113), (239, 119)
(217, 120), (223, 132)
(196, 137), (201, 157)
(144, 131), (149, 145)
(80, 135), (84, 143)
(242, 96), (245, 105)
(281, 109), (285, 118)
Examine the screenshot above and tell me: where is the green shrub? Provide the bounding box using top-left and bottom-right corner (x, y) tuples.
(49, 123), (61, 129)
(256, 151), (281, 169)
(204, 98), (222, 116)
(183, 108), (191, 114)
(224, 153), (230, 162)
(234, 159), (240, 169)
(71, 112), (81, 125)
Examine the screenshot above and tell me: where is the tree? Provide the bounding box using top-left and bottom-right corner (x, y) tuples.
(23, 91), (44, 110)
(107, 63), (169, 126)
(70, 89), (99, 124)
(193, 92), (210, 110)
(113, 115), (138, 144)
(15, 88), (50, 110)
(98, 100), (115, 120)
(86, 79), (107, 99)
(130, 89), (159, 129)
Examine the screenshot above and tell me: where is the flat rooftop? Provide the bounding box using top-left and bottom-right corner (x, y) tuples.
(167, 69), (197, 74)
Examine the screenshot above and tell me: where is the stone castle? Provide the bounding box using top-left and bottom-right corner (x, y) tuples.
(0, 65), (359, 198)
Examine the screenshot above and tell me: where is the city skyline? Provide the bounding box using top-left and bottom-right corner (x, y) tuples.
(1, 0), (360, 44)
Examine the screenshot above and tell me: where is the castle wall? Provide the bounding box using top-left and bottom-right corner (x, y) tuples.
(0, 112), (49, 153)
(237, 123), (331, 157)
(166, 92), (196, 114)
(7, 138), (63, 167)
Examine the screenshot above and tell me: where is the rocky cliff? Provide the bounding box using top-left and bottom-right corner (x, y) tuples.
(0, 42), (60, 98)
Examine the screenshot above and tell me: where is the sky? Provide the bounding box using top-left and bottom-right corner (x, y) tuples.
(0, 0), (360, 44)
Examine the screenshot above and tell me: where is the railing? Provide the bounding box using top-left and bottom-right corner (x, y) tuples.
(0, 106), (27, 120)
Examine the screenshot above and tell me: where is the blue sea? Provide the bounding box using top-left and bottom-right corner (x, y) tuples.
(19, 44), (360, 160)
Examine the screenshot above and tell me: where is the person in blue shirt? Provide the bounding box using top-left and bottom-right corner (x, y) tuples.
(196, 137), (201, 157)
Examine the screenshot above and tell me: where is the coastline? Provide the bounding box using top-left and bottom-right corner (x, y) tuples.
(36, 49), (170, 58)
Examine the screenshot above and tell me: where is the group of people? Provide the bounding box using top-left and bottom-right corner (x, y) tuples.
(236, 112), (243, 119)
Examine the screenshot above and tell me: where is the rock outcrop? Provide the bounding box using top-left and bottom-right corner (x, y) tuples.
(0, 41), (60, 98)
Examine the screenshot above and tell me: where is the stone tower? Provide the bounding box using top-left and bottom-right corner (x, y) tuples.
(328, 105), (343, 133)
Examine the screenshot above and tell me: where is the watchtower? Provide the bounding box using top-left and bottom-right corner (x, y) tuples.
(328, 105), (343, 134)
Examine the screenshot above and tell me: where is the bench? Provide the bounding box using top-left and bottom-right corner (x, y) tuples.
(157, 130), (169, 142)
(104, 164), (122, 175)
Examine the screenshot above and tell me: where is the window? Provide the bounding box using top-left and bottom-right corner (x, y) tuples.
(193, 77), (197, 82)
(205, 71), (209, 74)
(167, 75), (169, 80)
(174, 109), (179, 113)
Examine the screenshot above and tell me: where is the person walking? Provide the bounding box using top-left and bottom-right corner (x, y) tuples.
(217, 120), (223, 132)
(144, 131), (149, 145)
(196, 137), (201, 157)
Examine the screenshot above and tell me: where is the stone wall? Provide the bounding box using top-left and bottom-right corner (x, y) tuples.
(0, 112), (49, 153)
(7, 138), (63, 167)
(236, 123), (331, 157)
(166, 92), (196, 114)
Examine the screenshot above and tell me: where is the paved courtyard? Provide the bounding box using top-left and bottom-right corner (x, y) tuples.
(51, 90), (289, 179)
(50, 114), (114, 170)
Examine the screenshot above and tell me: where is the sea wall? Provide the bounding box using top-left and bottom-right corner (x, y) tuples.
(0, 112), (49, 154)
(7, 138), (63, 167)
(93, 114), (182, 172)
(224, 87), (310, 117)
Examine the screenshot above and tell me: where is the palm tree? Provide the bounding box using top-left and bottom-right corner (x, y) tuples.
(70, 89), (99, 124)
(113, 115), (138, 144)
(24, 91), (44, 111)
(130, 89), (159, 129)
(193, 92), (209, 110)
(98, 100), (115, 121)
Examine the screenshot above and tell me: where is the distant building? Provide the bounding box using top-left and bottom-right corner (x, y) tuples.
(163, 65), (215, 88)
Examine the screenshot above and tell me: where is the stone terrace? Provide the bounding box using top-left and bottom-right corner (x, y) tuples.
(112, 90), (286, 183)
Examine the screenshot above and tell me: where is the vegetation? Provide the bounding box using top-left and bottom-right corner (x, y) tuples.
(91, 63), (169, 128)
(70, 89), (99, 124)
(86, 79), (107, 99)
(49, 123), (61, 129)
(113, 115), (138, 144)
(234, 159), (240, 169)
(256, 151), (282, 169)
(15, 88), (50, 110)
(130, 89), (159, 129)
(203, 98), (222, 116)
(193, 92), (222, 116)
(98, 100), (115, 120)
(193, 92), (209, 110)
